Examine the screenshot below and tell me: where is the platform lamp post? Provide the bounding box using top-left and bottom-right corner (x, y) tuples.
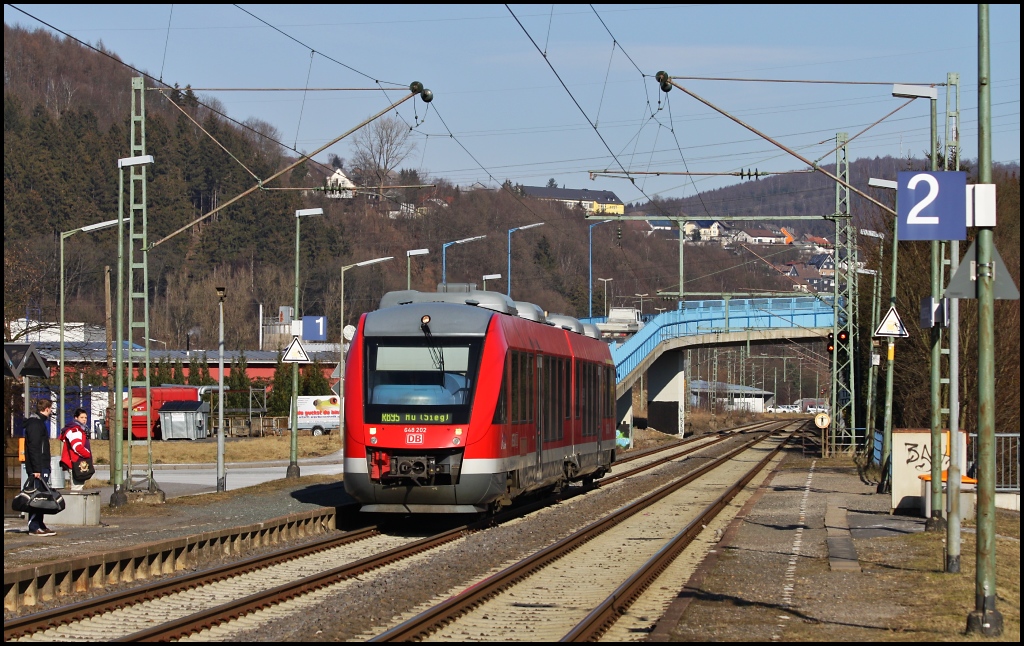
(289, 207), (324, 479)
(442, 236), (485, 286)
(216, 286), (226, 492)
(406, 248), (429, 289)
(112, 154), (154, 508)
(635, 293), (649, 313)
(859, 227), (885, 467)
(482, 274), (501, 291)
(507, 222), (544, 298)
(893, 82), (946, 533)
(340, 255), (393, 433)
(867, 178), (898, 492)
(598, 278), (613, 316)
(588, 220), (612, 318)
(60, 218), (118, 428)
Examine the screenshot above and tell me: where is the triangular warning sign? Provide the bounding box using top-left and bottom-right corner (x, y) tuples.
(282, 336), (310, 363)
(874, 306), (909, 338)
(944, 240), (1020, 300)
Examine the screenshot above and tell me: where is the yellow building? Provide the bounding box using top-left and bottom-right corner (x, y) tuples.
(522, 186), (624, 215)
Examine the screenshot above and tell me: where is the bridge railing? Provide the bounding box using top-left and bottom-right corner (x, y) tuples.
(610, 297), (834, 382)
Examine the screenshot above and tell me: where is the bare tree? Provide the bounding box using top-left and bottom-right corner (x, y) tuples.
(349, 116), (416, 207)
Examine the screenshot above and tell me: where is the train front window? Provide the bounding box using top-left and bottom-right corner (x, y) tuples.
(365, 340), (481, 424)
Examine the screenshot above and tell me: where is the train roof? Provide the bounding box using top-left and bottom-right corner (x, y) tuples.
(365, 301), (493, 336)
(375, 289), (596, 339)
(380, 289), (516, 314)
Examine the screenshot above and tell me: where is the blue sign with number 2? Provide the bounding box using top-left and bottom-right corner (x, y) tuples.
(897, 171), (966, 241)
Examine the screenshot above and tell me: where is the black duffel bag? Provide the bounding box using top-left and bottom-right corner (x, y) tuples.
(12, 478), (66, 515)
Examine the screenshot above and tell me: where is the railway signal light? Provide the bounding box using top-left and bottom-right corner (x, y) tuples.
(826, 332), (835, 353)
(617, 225), (622, 240)
(837, 329), (849, 343)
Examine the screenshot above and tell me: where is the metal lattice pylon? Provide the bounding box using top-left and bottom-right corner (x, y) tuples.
(125, 77), (158, 492)
(829, 132), (857, 455)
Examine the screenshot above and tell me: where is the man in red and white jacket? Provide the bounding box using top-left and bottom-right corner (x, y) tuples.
(59, 408), (93, 491)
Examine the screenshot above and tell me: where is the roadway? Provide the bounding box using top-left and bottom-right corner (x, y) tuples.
(87, 450), (345, 500)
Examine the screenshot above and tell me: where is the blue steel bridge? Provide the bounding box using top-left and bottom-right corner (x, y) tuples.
(583, 296), (836, 427)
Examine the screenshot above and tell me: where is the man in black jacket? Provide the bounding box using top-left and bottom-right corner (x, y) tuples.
(24, 398), (56, 536)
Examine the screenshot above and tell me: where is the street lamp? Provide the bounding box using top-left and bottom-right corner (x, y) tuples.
(598, 278), (613, 316)
(892, 84), (946, 534)
(482, 273), (501, 291)
(507, 222), (544, 298)
(216, 286), (226, 492)
(406, 248), (429, 289)
(867, 178), (898, 492)
(859, 228), (885, 465)
(112, 154), (154, 508)
(289, 207), (324, 479)
(442, 235), (485, 285)
(588, 220), (612, 318)
(146, 338), (168, 351)
(635, 293), (649, 313)
(341, 256), (393, 434)
(60, 218), (117, 428)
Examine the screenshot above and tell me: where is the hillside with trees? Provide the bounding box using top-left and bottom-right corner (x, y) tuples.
(4, 24), (1019, 433)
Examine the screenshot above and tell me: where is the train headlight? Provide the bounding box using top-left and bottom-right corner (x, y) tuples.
(370, 436), (378, 444)
(369, 427), (377, 435)
(454, 428), (463, 435)
(421, 314), (431, 325)
(452, 437), (460, 445)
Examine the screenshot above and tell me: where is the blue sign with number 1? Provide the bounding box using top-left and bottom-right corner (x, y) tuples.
(897, 171), (966, 241)
(302, 315), (327, 341)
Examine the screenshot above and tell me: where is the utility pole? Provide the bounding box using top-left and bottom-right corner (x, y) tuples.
(967, 6), (1002, 635)
(926, 92), (946, 533)
(944, 72), (963, 574)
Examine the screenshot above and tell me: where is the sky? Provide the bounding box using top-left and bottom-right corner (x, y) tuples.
(5, 4), (1020, 206)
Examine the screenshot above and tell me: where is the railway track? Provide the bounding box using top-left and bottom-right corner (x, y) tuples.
(4, 421), (787, 642)
(370, 423), (798, 642)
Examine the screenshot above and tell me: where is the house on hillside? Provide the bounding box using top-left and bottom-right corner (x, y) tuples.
(682, 220), (733, 242)
(779, 263), (829, 293)
(803, 234), (830, 248)
(735, 228), (784, 245)
(521, 186), (624, 215)
(325, 169), (356, 199)
(387, 203), (417, 219)
(807, 253), (836, 277)
(647, 220), (681, 238)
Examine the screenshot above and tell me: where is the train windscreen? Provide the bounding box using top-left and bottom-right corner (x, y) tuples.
(364, 339), (482, 424)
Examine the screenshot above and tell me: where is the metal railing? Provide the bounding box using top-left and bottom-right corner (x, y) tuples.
(969, 433), (1020, 492)
(609, 297), (834, 381)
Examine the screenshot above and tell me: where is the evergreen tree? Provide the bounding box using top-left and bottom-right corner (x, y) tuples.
(227, 350), (251, 409)
(199, 354), (214, 385)
(172, 359), (186, 384)
(267, 352), (291, 416)
(187, 354), (202, 386)
(301, 358), (331, 396)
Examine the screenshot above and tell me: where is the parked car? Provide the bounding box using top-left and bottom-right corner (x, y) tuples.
(806, 405), (829, 414)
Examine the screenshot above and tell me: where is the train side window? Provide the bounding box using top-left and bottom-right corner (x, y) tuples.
(565, 356), (573, 421)
(527, 353), (535, 423)
(493, 351), (509, 425)
(511, 352), (520, 424)
(575, 361), (582, 420)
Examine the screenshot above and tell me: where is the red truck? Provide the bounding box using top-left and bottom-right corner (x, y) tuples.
(114, 386), (213, 440)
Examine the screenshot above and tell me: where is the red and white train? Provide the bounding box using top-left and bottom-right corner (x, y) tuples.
(343, 289), (617, 513)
